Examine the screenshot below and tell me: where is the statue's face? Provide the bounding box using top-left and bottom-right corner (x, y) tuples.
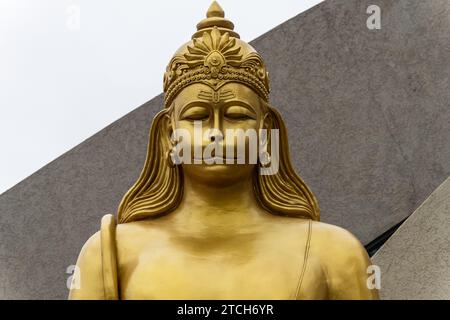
(170, 82), (266, 186)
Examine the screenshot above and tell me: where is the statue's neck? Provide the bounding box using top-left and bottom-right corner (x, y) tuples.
(169, 172), (268, 233)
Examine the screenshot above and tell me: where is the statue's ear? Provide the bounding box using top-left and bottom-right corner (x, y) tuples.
(265, 104), (289, 136)
(262, 110), (273, 131)
(160, 111), (174, 151)
(259, 99), (274, 131)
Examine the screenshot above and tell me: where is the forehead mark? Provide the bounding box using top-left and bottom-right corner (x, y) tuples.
(197, 89), (236, 103)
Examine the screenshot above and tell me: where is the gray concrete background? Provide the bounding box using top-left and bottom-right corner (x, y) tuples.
(1, 0), (450, 299)
(373, 176), (450, 299)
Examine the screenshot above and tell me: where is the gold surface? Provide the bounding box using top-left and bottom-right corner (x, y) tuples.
(69, 1), (379, 300)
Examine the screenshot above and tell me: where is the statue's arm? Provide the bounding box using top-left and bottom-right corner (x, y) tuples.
(68, 231), (105, 300)
(314, 223), (380, 300)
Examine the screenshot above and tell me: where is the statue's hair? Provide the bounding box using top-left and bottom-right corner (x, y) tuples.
(253, 103), (319, 220)
(117, 103), (320, 223)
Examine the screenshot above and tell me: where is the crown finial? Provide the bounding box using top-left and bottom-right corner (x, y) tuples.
(164, 1), (270, 107)
(192, 1), (239, 39)
(207, 1), (225, 18)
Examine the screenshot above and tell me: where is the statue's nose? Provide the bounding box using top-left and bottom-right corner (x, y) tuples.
(212, 110), (221, 133)
(207, 130), (222, 143)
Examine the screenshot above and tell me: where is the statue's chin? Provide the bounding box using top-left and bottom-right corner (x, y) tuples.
(182, 163), (256, 187)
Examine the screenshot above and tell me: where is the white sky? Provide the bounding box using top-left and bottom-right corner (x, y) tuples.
(0, 0), (323, 194)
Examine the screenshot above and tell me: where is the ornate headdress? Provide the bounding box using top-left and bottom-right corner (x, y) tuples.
(163, 1), (270, 107)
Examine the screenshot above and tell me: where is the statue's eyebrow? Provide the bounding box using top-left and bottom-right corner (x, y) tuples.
(178, 101), (210, 118)
(223, 100), (257, 116)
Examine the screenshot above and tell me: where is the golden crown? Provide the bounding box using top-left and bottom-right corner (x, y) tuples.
(163, 1), (270, 107)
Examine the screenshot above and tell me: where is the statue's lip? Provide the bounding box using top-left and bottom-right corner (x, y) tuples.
(193, 156), (240, 161)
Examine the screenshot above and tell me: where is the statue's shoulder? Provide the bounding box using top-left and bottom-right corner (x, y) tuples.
(115, 218), (168, 248)
(70, 214), (120, 299)
(77, 229), (102, 261)
(77, 214), (116, 253)
(309, 220), (366, 255)
(310, 220), (357, 239)
(307, 221), (379, 299)
(69, 229), (103, 299)
(115, 218), (158, 238)
(308, 220), (371, 274)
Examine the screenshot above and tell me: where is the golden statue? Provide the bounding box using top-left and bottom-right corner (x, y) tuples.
(69, 2), (379, 300)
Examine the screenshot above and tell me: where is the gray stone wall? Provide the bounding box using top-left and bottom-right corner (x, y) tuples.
(373, 176), (450, 299)
(1, 0), (449, 299)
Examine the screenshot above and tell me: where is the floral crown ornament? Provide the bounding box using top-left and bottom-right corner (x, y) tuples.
(163, 1), (270, 108)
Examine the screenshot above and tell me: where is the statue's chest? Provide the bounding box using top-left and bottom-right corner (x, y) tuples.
(118, 238), (307, 299)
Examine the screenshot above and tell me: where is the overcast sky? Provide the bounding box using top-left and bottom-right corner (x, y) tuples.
(0, 0), (323, 194)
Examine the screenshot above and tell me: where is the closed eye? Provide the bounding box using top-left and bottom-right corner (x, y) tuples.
(224, 106), (256, 120)
(180, 106), (210, 121)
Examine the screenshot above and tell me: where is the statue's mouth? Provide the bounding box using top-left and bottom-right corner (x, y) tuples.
(193, 156), (240, 163)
